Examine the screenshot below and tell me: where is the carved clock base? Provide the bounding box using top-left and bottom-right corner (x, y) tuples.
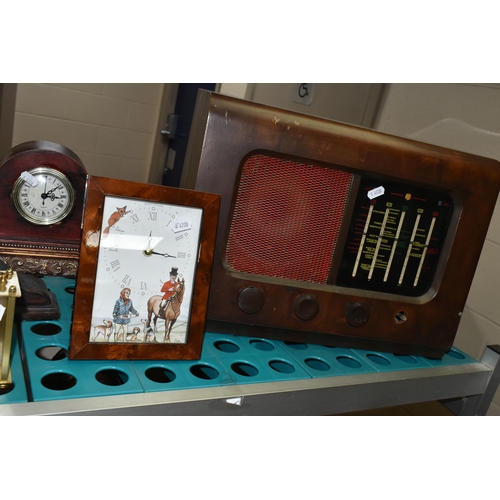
(0, 254), (78, 278)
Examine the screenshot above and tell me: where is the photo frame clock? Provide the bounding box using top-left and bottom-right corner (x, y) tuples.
(69, 176), (220, 360)
(0, 141), (88, 277)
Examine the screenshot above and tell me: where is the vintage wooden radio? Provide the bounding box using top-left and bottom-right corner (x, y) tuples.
(185, 91), (500, 358)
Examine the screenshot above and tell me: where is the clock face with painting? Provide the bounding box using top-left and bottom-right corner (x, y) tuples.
(90, 195), (203, 344)
(69, 175), (220, 361)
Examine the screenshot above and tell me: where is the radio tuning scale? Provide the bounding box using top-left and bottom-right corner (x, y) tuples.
(336, 177), (453, 297)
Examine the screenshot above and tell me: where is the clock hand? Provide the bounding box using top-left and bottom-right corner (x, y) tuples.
(46, 186), (60, 195)
(41, 186), (61, 200)
(150, 251), (177, 258)
(143, 232), (154, 256)
(42, 175), (48, 206)
(142, 232), (176, 258)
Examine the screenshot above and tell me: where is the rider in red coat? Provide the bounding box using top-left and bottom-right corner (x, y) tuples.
(160, 267), (180, 311)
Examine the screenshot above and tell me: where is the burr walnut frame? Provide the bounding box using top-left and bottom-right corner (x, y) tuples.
(69, 176), (220, 361)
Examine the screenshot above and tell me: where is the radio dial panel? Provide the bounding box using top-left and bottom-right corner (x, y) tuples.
(336, 177), (454, 297)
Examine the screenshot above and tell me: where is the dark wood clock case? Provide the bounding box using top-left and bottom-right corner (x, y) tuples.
(0, 141), (88, 277)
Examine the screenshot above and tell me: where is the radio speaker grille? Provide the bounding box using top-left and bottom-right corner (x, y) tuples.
(226, 155), (352, 284)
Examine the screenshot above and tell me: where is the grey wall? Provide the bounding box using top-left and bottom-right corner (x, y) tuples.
(248, 83), (384, 127)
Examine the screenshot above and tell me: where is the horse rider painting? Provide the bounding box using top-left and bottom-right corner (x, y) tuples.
(160, 267), (180, 315)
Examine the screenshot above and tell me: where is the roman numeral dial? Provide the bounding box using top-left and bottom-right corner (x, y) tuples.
(12, 166), (75, 225)
(96, 195), (203, 301)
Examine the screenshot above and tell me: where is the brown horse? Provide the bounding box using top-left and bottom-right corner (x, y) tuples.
(146, 279), (185, 342)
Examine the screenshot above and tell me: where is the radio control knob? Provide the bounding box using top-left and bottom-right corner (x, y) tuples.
(294, 294), (320, 321)
(345, 302), (370, 327)
(237, 286), (265, 314)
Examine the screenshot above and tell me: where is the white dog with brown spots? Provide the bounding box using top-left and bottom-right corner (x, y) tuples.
(92, 319), (113, 341)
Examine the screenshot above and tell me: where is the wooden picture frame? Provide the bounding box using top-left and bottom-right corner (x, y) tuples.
(69, 176), (220, 360)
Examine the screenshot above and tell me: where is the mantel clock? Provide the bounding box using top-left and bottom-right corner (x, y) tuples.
(0, 141), (88, 277)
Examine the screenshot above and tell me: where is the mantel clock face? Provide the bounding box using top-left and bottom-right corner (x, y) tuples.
(0, 141), (88, 277)
(12, 166), (76, 225)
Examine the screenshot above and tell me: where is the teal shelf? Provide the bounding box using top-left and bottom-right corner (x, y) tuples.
(1, 276), (496, 415)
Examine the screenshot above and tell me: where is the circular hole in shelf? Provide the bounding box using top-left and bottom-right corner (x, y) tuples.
(190, 364), (219, 380)
(36, 346), (68, 361)
(284, 341), (308, 350)
(145, 367), (176, 384)
(269, 360), (296, 374)
(304, 357), (330, 371)
(65, 286), (76, 294)
(41, 372), (77, 391)
(231, 362), (259, 377)
(214, 340), (240, 353)
(30, 323), (62, 336)
(366, 354), (390, 366)
(95, 369), (129, 386)
(0, 382), (15, 396)
(336, 356), (362, 369)
(249, 339), (274, 351)
(394, 354), (417, 364)
(447, 349), (465, 360)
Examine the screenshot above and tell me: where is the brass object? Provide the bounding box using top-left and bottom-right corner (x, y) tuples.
(0, 268), (22, 393)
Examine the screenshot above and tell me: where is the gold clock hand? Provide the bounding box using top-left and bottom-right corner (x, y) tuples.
(143, 232), (154, 256)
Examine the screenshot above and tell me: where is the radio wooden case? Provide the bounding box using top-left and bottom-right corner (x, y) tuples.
(187, 91), (500, 358)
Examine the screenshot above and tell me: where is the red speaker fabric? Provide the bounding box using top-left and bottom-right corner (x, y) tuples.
(226, 155), (352, 284)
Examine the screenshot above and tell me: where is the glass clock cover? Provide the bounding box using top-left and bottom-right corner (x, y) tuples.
(12, 167), (75, 225)
(90, 195), (203, 345)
